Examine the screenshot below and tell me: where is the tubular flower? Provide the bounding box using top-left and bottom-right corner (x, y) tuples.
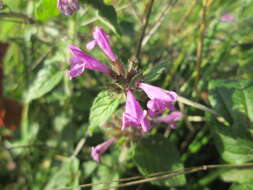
(122, 90), (151, 133)
(57, 0), (79, 15)
(68, 45), (111, 79)
(91, 138), (115, 162)
(220, 13), (236, 24)
(154, 111), (183, 129)
(86, 26), (117, 62)
(138, 82), (178, 117)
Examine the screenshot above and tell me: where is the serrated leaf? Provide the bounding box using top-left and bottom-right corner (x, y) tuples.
(133, 135), (186, 187)
(83, 0), (120, 34)
(230, 181), (253, 190)
(89, 91), (123, 133)
(35, 0), (60, 21)
(25, 64), (64, 103)
(143, 62), (170, 82)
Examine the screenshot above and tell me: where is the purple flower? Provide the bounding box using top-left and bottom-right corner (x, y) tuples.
(138, 83), (178, 117)
(68, 45), (111, 79)
(86, 26), (117, 62)
(57, 0), (79, 15)
(220, 13), (236, 24)
(122, 90), (151, 132)
(91, 138), (115, 162)
(154, 111), (183, 129)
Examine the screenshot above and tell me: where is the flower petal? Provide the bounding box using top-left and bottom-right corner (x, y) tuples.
(68, 45), (111, 74)
(154, 111), (183, 129)
(140, 110), (152, 132)
(68, 63), (86, 80)
(122, 90), (152, 131)
(139, 83), (177, 103)
(86, 40), (97, 50)
(122, 112), (139, 130)
(92, 26), (117, 62)
(91, 138), (115, 162)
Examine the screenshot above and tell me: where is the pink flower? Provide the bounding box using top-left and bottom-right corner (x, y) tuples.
(86, 26), (117, 62)
(91, 138), (115, 162)
(138, 82), (177, 117)
(122, 90), (151, 132)
(154, 111), (183, 129)
(57, 0), (79, 15)
(68, 45), (111, 79)
(220, 13), (236, 24)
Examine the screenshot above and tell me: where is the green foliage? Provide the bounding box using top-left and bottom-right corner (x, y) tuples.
(83, 0), (120, 34)
(221, 169), (253, 183)
(35, 0), (60, 21)
(230, 181), (253, 190)
(209, 80), (253, 133)
(91, 153), (120, 190)
(212, 125), (253, 164)
(44, 158), (80, 190)
(89, 91), (123, 133)
(133, 135), (186, 187)
(209, 80), (253, 163)
(2, 0), (253, 189)
(143, 62), (170, 82)
(25, 62), (64, 103)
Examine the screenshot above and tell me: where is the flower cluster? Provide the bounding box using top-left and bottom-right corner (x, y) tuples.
(57, 0), (79, 15)
(67, 26), (183, 162)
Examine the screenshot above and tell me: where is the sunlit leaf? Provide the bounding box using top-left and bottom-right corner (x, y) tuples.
(35, 0), (60, 21)
(89, 91), (123, 133)
(25, 63), (64, 103)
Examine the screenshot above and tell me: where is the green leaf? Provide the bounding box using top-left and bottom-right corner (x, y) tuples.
(209, 80), (253, 163)
(25, 63), (64, 103)
(212, 126), (253, 164)
(35, 0), (60, 21)
(82, 161), (98, 178)
(45, 158), (80, 190)
(208, 80), (253, 135)
(208, 80), (253, 163)
(133, 135), (186, 187)
(221, 169), (253, 183)
(83, 0), (120, 34)
(143, 62), (170, 82)
(91, 154), (120, 190)
(230, 181), (253, 190)
(89, 91), (123, 133)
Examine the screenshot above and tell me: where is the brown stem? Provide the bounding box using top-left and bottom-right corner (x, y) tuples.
(58, 162), (253, 190)
(195, 0), (213, 91)
(0, 12), (36, 24)
(135, 0), (155, 60)
(0, 43), (9, 97)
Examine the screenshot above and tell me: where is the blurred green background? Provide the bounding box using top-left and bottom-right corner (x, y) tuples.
(1, 0), (253, 189)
